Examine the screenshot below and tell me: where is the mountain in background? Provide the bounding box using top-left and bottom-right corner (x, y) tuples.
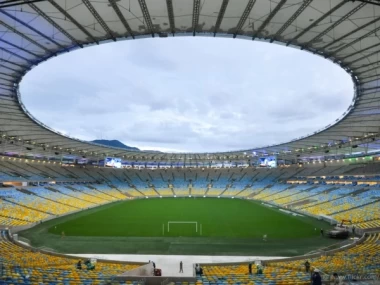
(91, 140), (140, 151)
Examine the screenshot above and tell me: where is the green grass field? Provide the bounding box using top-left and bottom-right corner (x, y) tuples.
(20, 198), (338, 256)
(48, 198), (322, 238)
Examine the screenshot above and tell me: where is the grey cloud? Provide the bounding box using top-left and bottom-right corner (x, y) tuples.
(20, 37), (353, 152)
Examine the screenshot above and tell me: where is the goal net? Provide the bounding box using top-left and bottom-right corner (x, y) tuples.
(167, 221), (198, 233)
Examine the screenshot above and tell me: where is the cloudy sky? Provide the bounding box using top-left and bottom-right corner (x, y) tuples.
(20, 37), (352, 153)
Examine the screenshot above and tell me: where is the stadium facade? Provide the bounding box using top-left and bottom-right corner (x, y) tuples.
(0, 0), (380, 165)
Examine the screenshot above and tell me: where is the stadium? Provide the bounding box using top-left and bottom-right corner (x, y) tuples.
(0, 0), (380, 284)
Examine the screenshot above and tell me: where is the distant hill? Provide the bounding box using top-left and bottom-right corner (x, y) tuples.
(91, 140), (140, 151)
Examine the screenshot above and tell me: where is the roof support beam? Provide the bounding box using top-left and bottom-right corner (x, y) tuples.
(138, 0), (154, 37)
(252, 0), (286, 40)
(233, 0), (256, 38)
(0, 47), (33, 64)
(82, 0), (116, 41)
(0, 0), (47, 9)
(0, 9), (64, 49)
(346, 49), (380, 66)
(0, 64), (24, 74)
(361, 77), (379, 84)
(323, 17), (380, 51)
(360, 73), (380, 81)
(0, 19), (51, 53)
(166, 0), (175, 36)
(0, 76), (14, 82)
(270, 0), (313, 43)
(0, 83), (14, 89)
(332, 25), (380, 56)
(0, 38), (40, 58)
(0, 86), (13, 92)
(192, 0), (201, 36)
(305, 3), (366, 47)
(355, 61), (380, 71)
(289, 0), (346, 45)
(354, 0), (380, 6)
(213, 0), (228, 36)
(0, 72), (15, 78)
(0, 58), (29, 69)
(359, 65), (380, 75)
(28, 2), (82, 48)
(340, 42), (380, 61)
(108, 0), (134, 39)
(48, 0), (98, 44)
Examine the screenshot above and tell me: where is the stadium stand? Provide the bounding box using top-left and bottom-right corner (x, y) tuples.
(201, 233), (380, 284)
(0, 162), (380, 284)
(2, 0), (380, 281)
(0, 230), (143, 284)
(268, 233), (380, 278)
(200, 264), (311, 285)
(1, 162), (380, 230)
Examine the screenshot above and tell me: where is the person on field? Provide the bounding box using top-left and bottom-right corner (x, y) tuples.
(248, 263), (252, 274)
(304, 260), (310, 272)
(149, 260), (156, 270)
(179, 261), (183, 273)
(312, 269), (322, 285)
(320, 228), (324, 237)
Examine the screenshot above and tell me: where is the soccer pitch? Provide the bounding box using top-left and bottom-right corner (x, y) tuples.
(20, 198), (337, 255)
(48, 198), (320, 238)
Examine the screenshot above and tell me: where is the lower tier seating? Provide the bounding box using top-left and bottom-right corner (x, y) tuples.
(0, 230), (143, 285)
(200, 233), (380, 285)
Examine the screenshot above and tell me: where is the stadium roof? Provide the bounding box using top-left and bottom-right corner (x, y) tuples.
(1, 0), (380, 163)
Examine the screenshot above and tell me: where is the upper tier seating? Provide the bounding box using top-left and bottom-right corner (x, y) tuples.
(0, 163), (380, 229)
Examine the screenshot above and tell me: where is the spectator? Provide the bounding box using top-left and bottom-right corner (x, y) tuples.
(248, 263), (252, 274)
(304, 260), (310, 272)
(256, 264), (263, 275)
(84, 259), (95, 270)
(195, 264), (200, 275)
(76, 260), (82, 270)
(331, 273), (340, 285)
(312, 269), (322, 285)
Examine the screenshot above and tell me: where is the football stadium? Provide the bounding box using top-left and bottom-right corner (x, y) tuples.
(1, 0), (380, 284)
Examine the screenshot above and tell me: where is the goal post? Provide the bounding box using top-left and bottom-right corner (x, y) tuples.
(167, 221), (198, 233)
